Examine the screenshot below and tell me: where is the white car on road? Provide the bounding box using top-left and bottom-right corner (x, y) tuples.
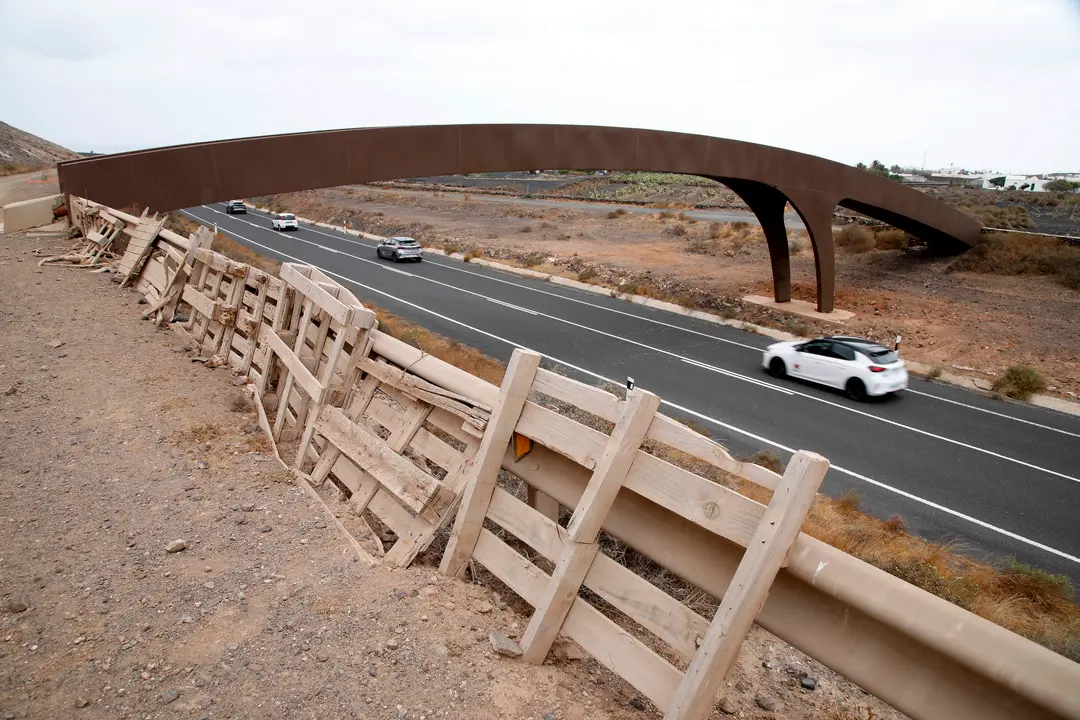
(762, 335), (908, 400)
(271, 213), (298, 231)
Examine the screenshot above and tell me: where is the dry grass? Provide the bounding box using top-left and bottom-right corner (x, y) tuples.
(0, 163), (45, 177)
(687, 221), (764, 255)
(991, 365), (1048, 401)
(242, 433), (273, 454)
(212, 232), (282, 276)
(174, 421), (223, 445)
(372, 309), (505, 385)
(835, 225), (877, 253)
(947, 232), (1080, 290)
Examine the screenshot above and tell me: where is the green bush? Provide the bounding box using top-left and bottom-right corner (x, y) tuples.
(991, 365), (1047, 401)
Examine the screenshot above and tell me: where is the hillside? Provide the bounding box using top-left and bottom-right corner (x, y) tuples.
(0, 121), (80, 173)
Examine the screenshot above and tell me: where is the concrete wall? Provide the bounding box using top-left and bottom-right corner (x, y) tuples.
(1, 194), (61, 233)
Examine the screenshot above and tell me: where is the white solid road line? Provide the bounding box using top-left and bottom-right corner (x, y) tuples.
(196, 205), (1080, 487)
(906, 388), (1080, 440)
(285, 210), (1080, 439)
(184, 208), (1080, 567)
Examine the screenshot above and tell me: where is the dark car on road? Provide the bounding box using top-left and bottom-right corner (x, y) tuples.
(224, 200), (247, 214)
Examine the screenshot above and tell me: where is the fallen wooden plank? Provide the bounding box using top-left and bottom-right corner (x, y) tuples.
(316, 405), (449, 522)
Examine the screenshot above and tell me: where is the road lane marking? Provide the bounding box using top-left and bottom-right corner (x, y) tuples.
(681, 357), (793, 394)
(488, 298), (538, 315)
(907, 388), (1080, 439)
(194, 205), (1080, 487)
(180, 209), (1080, 567)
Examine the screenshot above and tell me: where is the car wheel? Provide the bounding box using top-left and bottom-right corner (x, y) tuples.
(768, 358), (787, 379)
(846, 378), (868, 402)
(392, 253), (400, 263)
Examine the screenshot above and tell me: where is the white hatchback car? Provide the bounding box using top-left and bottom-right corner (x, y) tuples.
(762, 335), (908, 400)
(271, 212), (298, 231)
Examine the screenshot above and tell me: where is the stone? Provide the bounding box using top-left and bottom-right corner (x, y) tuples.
(162, 688), (180, 704)
(49, 340), (65, 349)
(231, 376), (248, 387)
(260, 525), (272, 533)
(243, 423), (260, 435)
(241, 502), (255, 512)
(628, 697), (646, 711)
(385, 638), (399, 650)
(6, 597), (28, 613)
(181, 615), (194, 624)
(203, 581), (215, 590)
(392, 589), (407, 600)
(316, 651), (329, 662)
(488, 631), (522, 658)
(181, 344), (193, 352)
(166, 540), (186, 553)
(3, 384), (16, 396)
(755, 695), (778, 712)
(719, 697), (737, 715)
(474, 601), (494, 614)
(801, 676), (818, 691)
(196, 460), (210, 470)
(75, 698), (90, 708)
(367, 664), (377, 677)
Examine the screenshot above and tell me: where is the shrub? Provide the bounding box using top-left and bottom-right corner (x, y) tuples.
(708, 222), (723, 239)
(442, 243), (461, 254)
(947, 232), (1080, 290)
(834, 225), (876, 253)
(927, 367), (942, 380)
(520, 225), (533, 233)
(875, 229), (911, 250)
(577, 267), (599, 282)
(731, 221), (749, 230)
(664, 224), (687, 237)
(991, 365), (1047, 401)
(788, 235), (806, 254)
(1043, 179), (1080, 193)
(606, 209), (628, 219)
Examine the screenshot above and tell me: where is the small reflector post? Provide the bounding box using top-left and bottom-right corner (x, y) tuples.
(513, 433), (533, 461)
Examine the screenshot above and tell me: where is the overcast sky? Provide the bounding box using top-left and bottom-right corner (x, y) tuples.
(3, 0), (1078, 173)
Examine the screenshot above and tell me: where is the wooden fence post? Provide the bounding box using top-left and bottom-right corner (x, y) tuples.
(664, 450), (829, 720)
(440, 349), (542, 578)
(519, 388), (660, 664)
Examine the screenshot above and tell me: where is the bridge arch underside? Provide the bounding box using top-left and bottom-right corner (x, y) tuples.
(56, 124), (983, 313)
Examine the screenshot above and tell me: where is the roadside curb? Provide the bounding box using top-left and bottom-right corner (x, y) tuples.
(243, 204), (1080, 419)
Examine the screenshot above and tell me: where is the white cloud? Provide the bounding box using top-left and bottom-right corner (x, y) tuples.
(2, 0), (1077, 171)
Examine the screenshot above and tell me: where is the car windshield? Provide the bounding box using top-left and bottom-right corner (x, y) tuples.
(859, 346), (899, 364)
(397, 239), (419, 247)
(280, 214), (295, 220)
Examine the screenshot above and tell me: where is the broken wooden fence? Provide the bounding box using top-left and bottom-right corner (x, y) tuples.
(440, 349), (830, 720)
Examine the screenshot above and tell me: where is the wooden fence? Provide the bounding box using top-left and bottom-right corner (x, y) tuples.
(65, 197), (1080, 720)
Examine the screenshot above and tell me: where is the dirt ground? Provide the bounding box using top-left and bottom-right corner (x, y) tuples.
(267, 186), (1080, 397)
(0, 226), (905, 719)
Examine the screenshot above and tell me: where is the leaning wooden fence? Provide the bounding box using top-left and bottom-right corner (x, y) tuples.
(65, 197), (1080, 720)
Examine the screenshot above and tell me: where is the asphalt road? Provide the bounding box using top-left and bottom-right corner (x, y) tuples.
(186, 204), (1080, 586)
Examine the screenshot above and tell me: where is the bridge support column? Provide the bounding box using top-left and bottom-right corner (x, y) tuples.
(784, 188), (839, 314)
(725, 180), (792, 304)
